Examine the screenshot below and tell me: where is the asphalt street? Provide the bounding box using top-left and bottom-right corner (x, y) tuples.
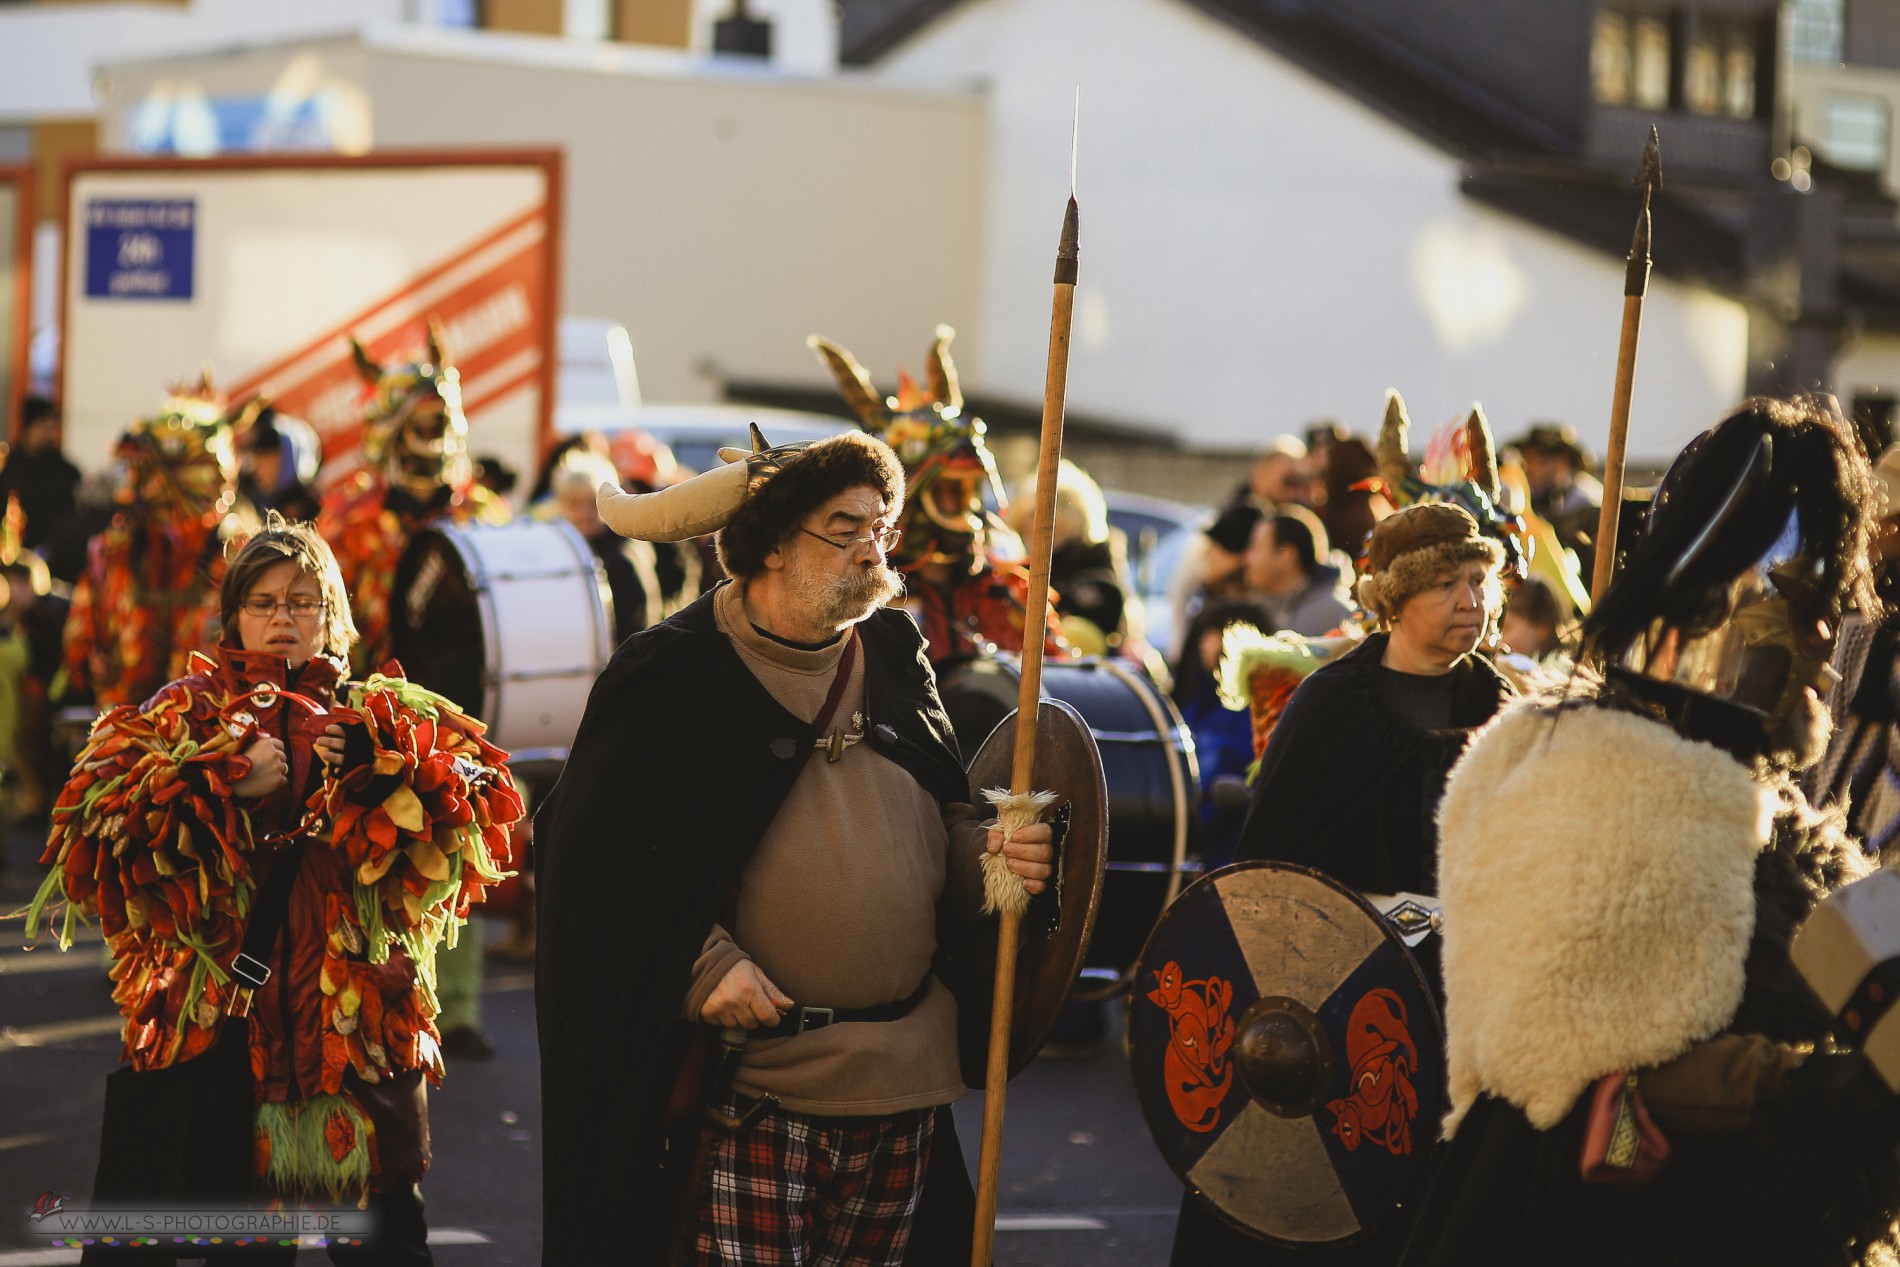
(0, 820), (1183, 1265)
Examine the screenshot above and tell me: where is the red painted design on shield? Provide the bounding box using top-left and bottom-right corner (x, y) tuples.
(1325, 988), (1420, 1155)
(1147, 961), (1235, 1134)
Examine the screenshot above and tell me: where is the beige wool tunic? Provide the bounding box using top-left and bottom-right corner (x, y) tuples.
(680, 581), (988, 1114)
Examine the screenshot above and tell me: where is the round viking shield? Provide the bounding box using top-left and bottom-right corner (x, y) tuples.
(1128, 861), (1442, 1245)
(942, 698), (1108, 1087)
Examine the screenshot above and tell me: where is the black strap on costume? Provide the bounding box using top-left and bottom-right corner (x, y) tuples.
(229, 838), (308, 990)
(749, 974), (934, 1041)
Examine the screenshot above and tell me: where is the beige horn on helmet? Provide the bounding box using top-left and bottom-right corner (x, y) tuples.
(1377, 389), (1412, 494)
(595, 458), (750, 542)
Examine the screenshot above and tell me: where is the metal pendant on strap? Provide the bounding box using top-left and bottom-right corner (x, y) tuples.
(818, 712), (866, 763)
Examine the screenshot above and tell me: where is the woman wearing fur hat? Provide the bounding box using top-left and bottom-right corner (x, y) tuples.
(1229, 501), (1513, 895)
(1170, 501), (1515, 1265)
(1404, 397), (1900, 1266)
(534, 428), (1056, 1265)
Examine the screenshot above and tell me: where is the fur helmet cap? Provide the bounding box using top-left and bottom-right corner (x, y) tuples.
(716, 431), (904, 578)
(595, 427), (902, 577)
(1355, 502), (1504, 624)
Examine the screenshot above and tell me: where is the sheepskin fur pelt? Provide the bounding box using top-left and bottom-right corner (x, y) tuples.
(1436, 698), (1777, 1132)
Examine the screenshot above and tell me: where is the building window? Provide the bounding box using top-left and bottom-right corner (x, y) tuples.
(433, 0), (481, 27)
(1687, 17), (1759, 119)
(1789, 0), (1846, 66)
(1594, 9), (1673, 110)
(1824, 95), (1890, 169)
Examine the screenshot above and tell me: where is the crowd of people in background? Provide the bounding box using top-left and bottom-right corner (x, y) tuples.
(0, 388), (1635, 871)
(3, 378), (1842, 943)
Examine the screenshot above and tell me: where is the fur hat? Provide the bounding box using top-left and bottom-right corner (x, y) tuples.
(1355, 502), (1504, 624)
(716, 432), (904, 578)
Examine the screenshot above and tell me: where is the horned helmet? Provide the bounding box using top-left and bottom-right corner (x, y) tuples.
(807, 325), (1007, 572)
(115, 369), (249, 520)
(1583, 395), (1876, 764)
(351, 322), (469, 505)
(1371, 389), (1530, 582)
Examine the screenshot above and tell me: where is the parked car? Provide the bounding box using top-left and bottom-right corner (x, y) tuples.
(552, 316), (852, 476)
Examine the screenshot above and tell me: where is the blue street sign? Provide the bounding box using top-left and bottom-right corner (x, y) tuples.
(84, 199), (195, 300)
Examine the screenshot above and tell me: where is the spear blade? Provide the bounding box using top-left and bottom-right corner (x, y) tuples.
(1626, 126), (1663, 298)
(1636, 125), (1663, 194)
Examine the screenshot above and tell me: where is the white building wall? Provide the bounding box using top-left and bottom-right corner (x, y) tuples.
(94, 34), (988, 410)
(865, 0), (1750, 464)
(0, 0), (406, 121)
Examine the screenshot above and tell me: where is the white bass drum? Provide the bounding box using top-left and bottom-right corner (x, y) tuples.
(391, 518), (614, 765)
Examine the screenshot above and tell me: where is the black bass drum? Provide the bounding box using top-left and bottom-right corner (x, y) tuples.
(941, 654), (1200, 999)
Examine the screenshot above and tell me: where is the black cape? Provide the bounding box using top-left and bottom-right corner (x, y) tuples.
(1236, 634), (1514, 892)
(534, 587), (974, 1264)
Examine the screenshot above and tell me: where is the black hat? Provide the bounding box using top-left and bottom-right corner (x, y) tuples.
(1205, 505), (1264, 555)
(1510, 423), (1591, 470)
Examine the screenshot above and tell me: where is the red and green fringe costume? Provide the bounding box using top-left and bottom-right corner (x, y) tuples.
(28, 649), (522, 1207)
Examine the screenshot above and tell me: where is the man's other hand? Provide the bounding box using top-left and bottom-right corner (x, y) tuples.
(986, 821), (1055, 895)
(701, 959), (795, 1029)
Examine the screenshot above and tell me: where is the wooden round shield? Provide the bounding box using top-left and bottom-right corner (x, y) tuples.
(943, 698), (1108, 1087)
(1128, 861), (1442, 1245)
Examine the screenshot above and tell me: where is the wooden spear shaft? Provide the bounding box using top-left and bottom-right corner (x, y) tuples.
(971, 191), (1079, 1267)
(1590, 127), (1663, 605)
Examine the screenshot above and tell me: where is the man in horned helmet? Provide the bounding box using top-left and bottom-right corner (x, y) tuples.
(534, 426), (1055, 1265)
(315, 324), (509, 677)
(63, 374), (257, 709)
(807, 326), (1065, 667)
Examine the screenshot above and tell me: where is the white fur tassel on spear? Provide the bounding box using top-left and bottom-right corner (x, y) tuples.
(980, 788), (1059, 917)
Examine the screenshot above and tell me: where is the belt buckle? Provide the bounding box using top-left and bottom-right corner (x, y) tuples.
(230, 953), (272, 989)
(798, 1007), (835, 1035)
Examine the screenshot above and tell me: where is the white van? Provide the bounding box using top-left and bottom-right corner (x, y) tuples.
(555, 317), (848, 475)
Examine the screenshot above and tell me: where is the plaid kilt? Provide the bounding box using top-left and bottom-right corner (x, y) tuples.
(690, 1094), (936, 1266)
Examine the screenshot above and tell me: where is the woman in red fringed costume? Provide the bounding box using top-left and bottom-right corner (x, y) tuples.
(30, 516), (523, 1264)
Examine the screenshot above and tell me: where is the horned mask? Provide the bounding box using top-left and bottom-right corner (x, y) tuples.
(807, 325), (1006, 572)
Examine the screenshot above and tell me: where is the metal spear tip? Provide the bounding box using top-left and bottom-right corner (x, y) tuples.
(1636, 126), (1663, 192)
(1054, 195), (1079, 284)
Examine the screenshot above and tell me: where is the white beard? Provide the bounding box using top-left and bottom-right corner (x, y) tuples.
(785, 549), (904, 630)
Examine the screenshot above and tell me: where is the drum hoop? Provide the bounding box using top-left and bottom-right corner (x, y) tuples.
(433, 525), (505, 738)
(1072, 655), (1197, 1001)
(413, 519), (616, 748)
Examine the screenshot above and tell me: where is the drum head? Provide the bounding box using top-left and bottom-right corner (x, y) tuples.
(1128, 862), (1442, 1245)
(947, 697), (1108, 1087)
